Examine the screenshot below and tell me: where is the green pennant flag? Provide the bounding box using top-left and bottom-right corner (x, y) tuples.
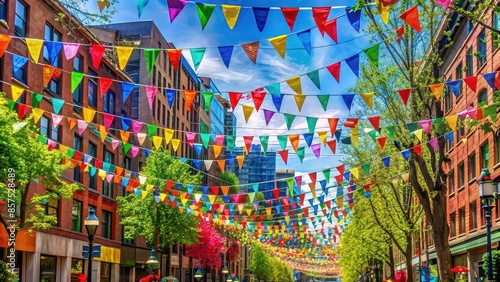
(323, 169), (330, 183)
(432, 117), (444, 125)
(190, 48), (206, 70)
(37, 135), (47, 144)
(286, 178), (294, 197)
(277, 135), (288, 150)
(196, 3), (215, 30)
(259, 135), (269, 154)
(320, 202), (326, 209)
(297, 147), (305, 163)
(386, 125), (396, 141)
(317, 95), (329, 111)
(31, 92), (43, 108)
(51, 98), (65, 115)
(362, 163), (371, 176)
(248, 192), (255, 202)
(201, 206), (207, 213)
(202, 92), (214, 112)
(306, 117), (318, 134)
(144, 49), (160, 77)
(368, 130), (377, 142)
(200, 133), (211, 148)
(406, 122), (418, 133)
(146, 124), (158, 139)
(358, 188), (365, 195)
(433, 117), (446, 135)
(7, 100), (15, 111)
(66, 147), (75, 158)
(364, 44), (380, 67)
(284, 113), (296, 130)
(265, 83), (280, 97)
(307, 70), (321, 89)
(485, 104), (498, 122)
(123, 143), (132, 154)
(71, 72), (85, 93)
(226, 136), (235, 153)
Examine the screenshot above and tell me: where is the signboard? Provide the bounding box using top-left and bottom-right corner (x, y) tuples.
(171, 255), (179, 266)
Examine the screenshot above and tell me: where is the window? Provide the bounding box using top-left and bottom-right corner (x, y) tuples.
(470, 202), (477, 230)
(123, 156), (131, 170)
(458, 162), (465, 188)
(449, 170), (455, 194)
(12, 56), (27, 84)
(73, 56), (83, 108)
(40, 255), (57, 282)
(152, 98), (156, 118)
(459, 208), (466, 235)
(444, 77), (453, 113)
(157, 100), (161, 120)
(455, 62), (463, 98)
(74, 136), (82, 182)
(0, 0), (6, 21)
(466, 47), (473, 77)
(71, 259), (84, 282)
(477, 28), (487, 68)
(88, 142), (97, 190)
(493, 11), (500, 50)
(162, 105), (166, 125)
(468, 153), (476, 181)
(481, 143), (489, 168)
(100, 262), (111, 282)
(14, 0), (27, 37)
(478, 89), (488, 107)
(88, 70), (98, 108)
(131, 90), (139, 119)
(103, 151), (114, 198)
(44, 198), (59, 226)
(497, 135), (500, 164)
(40, 116), (60, 142)
(103, 91), (116, 115)
(102, 210), (112, 239)
(44, 24), (62, 95)
(72, 200), (82, 232)
(450, 212), (456, 238)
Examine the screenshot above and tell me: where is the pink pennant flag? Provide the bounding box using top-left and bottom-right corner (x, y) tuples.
(90, 45), (106, 69)
(51, 113), (64, 128)
(215, 135), (225, 146)
(47, 139), (57, 151)
(419, 119), (432, 134)
(111, 138), (120, 151)
(63, 43), (80, 60)
(105, 174), (114, 183)
(434, 0), (452, 7)
(466, 105), (477, 119)
(131, 145), (140, 158)
(294, 176), (302, 187)
(428, 138), (438, 151)
(145, 86), (157, 109)
(103, 113), (114, 131)
(132, 120), (143, 135)
(185, 132), (196, 148)
(77, 120), (88, 135)
(311, 144), (321, 159)
(167, 0), (188, 22)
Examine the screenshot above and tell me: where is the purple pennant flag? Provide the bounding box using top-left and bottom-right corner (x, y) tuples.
(218, 46), (234, 68)
(382, 156), (391, 167)
(444, 80), (462, 97)
(311, 143), (321, 159)
(263, 109), (275, 125)
(428, 138), (438, 151)
(166, 89), (176, 108)
(341, 94), (356, 111)
(167, 0), (188, 22)
(297, 29), (312, 55)
(252, 7), (270, 32)
(252, 202), (259, 210)
(344, 54), (360, 77)
(303, 133), (313, 147)
(271, 93), (284, 112)
(345, 8), (361, 32)
(12, 54), (28, 74)
(483, 72), (497, 89)
(419, 119), (432, 134)
(44, 41), (63, 66)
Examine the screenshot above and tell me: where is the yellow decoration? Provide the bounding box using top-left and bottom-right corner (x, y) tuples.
(350, 168), (359, 179)
(401, 172), (410, 183)
(99, 125), (108, 142)
(286, 76), (302, 95)
(164, 129), (174, 144)
(359, 92), (374, 110)
(413, 129), (423, 142)
(268, 34), (287, 59)
(221, 5), (241, 29)
(317, 131), (327, 146)
(445, 115), (458, 131)
(115, 46), (134, 70)
(98, 169), (107, 180)
(171, 139), (181, 151)
(213, 145), (222, 158)
(208, 195), (216, 203)
(25, 39), (44, 63)
(308, 183), (316, 199)
(11, 85), (24, 102)
(236, 155), (245, 169)
(294, 95), (306, 111)
(160, 193), (167, 201)
(152, 136), (163, 149)
(32, 108), (44, 124)
(141, 190), (148, 199)
(82, 108), (96, 122)
(376, 0), (390, 24)
(242, 104), (254, 123)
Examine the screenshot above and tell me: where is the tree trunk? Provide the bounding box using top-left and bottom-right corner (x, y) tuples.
(433, 220), (453, 282)
(388, 246), (396, 280)
(405, 235), (414, 282)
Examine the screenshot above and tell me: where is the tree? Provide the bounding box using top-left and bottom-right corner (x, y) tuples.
(58, 0), (119, 25)
(117, 148), (202, 249)
(216, 171), (240, 194)
(0, 96), (81, 232)
(250, 244), (273, 281)
(185, 220), (226, 269)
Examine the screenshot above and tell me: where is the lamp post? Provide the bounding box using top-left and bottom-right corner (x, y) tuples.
(221, 265), (229, 282)
(478, 168), (496, 281)
(194, 268), (204, 281)
(84, 207), (99, 282)
(225, 274), (233, 282)
(147, 248), (160, 282)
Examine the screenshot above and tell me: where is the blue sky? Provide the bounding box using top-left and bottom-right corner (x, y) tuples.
(87, 0), (373, 177)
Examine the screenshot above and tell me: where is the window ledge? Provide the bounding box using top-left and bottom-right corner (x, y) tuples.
(102, 195), (115, 202)
(494, 163), (500, 171)
(469, 228), (477, 233)
(449, 192), (456, 198)
(469, 178), (477, 185)
(11, 78), (29, 89)
(458, 185), (466, 192)
(88, 188), (100, 196)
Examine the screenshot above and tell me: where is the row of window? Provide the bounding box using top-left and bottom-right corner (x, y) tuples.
(449, 198), (500, 238)
(40, 255), (111, 282)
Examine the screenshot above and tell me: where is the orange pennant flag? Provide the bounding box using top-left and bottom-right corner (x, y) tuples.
(268, 34), (287, 59)
(213, 145), (222, 158)
(184, 90), (197, 112)
(42, 65), (55, 87)
(236, 155), (245, 169)
(429, 83), (444, 100)
(67, 118), (77, 130)
(0, 35), (11, 57)
(221, 186), (229, 195)
(242, 104), (254, 123)
(25, 38), (44, 63)
(216, 160), (226, 172)
(294, 95), (306, 112)
(399, 5), (421, 32)
(120, 130), (130, 143)
(289, 134), (300, 152)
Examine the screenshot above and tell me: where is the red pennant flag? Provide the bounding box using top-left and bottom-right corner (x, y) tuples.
(167, 180), (174, 192)
(167, 49), (182, 72)
(334, 174), (343, 184)
(377, 136), (388, 150)
(381, 0), (399, 5)
(396, 26), (405, 44)
(309, 172), (317, 184)
(325, 200), (331, 210)
(17, 104), (30, 119)
(279, 150), (289, 164)
(368, 116), (380, 130)
(229, 92), (243, 110)
(241, 42), (259, 64)
(327, 140), (336, 154)
(336, 164), (345, 175)
(251, 89), (266, 112)
(99, 78), (113, 99)
(463, 76), (477, 92)
(326, 62), (341, 82)
(273, 188), (281, 200)
(102, 113), (115, 131)
(397, 88), (412, 106)
(495, 74), (500, 90)
(302, 207), (309, 218)
(312, 7), (331, 36)
(299, 193), (305, 205)
(243, 136), (253, 152)
(90, 45), (106, 69)
(281, 7), (299, 31)
(399, 6), (421, 32)
(328, 118), (339, 137)
(412, 144), (422, 157)
(324, 18), (338, 43)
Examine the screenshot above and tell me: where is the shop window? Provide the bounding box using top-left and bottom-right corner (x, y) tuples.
(100, 262), (111, 282)
(40, 255), (57, 282)
(71, 258), (84, 282)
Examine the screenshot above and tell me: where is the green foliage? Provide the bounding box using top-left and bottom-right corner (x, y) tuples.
(117, 149), (202, 249)
(217, 171), (240, 194)
(483, 250), (500, 281)
(0, 261), (17, 281)
(58, 0), (119, 24)
(0, 96), (81, 230)
(250, 244), (273, 281)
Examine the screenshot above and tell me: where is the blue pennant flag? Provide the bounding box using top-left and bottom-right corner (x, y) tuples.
(221, 195), (230, 203)
(252, 183), (259, 193)
(166, 89), (176, 108)
(340, 137), (352, 145)
(252, 7), (270, 32)
(272, 93), (284, 112)
(303, 133), (314, 147)
(176, 183), (183, 190)
(193, 143), (203, 156)
(324, 186), (330, 196)
(218, 46), (234, 68)
(365, 191), (371, 199)
(344, 54), (360, 77)
(205, 201), (211, 210)
(44, 41), (63, 65)
(345, 8), (361, 32)
(192, 160), (202, 169)
(200, 186), (209, 194)
(382, 156), (391, 167)
(121, 177), (129, 187)
(121, 82), (137, 103)
(344, 172), (351, 181)
(308, 198), (315, 206)
(186, 185), (194, 194)
(312, 204), (319, 215)
(341, 94), (356, 111)
(143, 149), (150, 157)
(335, 129), (342, 142)
(445, 131), (454, 143)
(179, 158), (188, 163)
(228, 203), (235, 211)
(227, 157), (235, 166)
(297, 29), (312, 55)
(275, 205), (281, 214)
(401, 149), (411, 161)
(483, 72), (497, 89)
(319, 180), (327, 190)
(134, 188), (141, 197)
(12, 54), (28, 74)
(318, 195), (325, 204)
(444, 80), (462, 97)
(121, 117), (131, 130)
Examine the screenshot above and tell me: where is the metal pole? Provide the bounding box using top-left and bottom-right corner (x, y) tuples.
(88, 235), (94, 282)
(483, 200), (494, 281)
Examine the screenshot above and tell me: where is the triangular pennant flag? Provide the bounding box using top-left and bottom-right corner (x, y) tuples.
(350, 168), (359, 179)
(297, 29), (311, 55)
(386, 126), (396, 141)
(216, 160), (226, 172)
(166, 89), (176, 108)
(144, 49), (160, 77)
(364, 44), (380, 67)
(202, 92), (214, 112)
(241, 42), (259, 64)
(296, 147), (305, 163)
(284, 114), (296, 130)
(445, 80), (462, 97)
(44, 41), (63, 65)
(259, 136), (269, 154)
(51, 98), (64, 114)
(412, 144), (422, 157)
(362, 163), (370, 176)
(413, 129), (423, 142)
(89, 45), (106, 69)
(17, 104), (30, 120)
(77, 120), (89, 135)
(221, 5), (241, 29)
(306, 70), (321, 90)
(251, 90), (266, 112)
(428, 138), (438, 151)
(277, 135), (288, 150)
(253, 7), (270, 32)
(166, 49), (182, 73)
(368, 116), (380, 130)
(483, 72), (497, 89)
(327, 140), (336, 154)
(327, 62), (341, 83)
(199, 133), (211, 148)
(121, 82), (137, 103)
(243, 136), (254, 153)
(32, 108), (44, 124)
(31, 92), (43, 108)
(229, 92), (243, 110)
(42, 65), (55, 87)
(328, 118), (339, 137)
(463, 76), (477, 92)
(71, 72), (85, 93)
(341, 94), (355, 111)
(196, 3), (215, 30)
(145, 86), (157, 109)
(115, 46), (134, 70)
(358, 92), (373, 110)
(193, 144), (203, 156)
(279, 150), (288, 164)
(218, 46), (234, 68)
(399, 6), (421, 32)
(429, 83), (444, 100)
(419, 119), (432, 134)
(83, 108), (96, 123)
(311, 144), (321, 159)
(271, 94), (284, 112)
(335, 129), (342, 141)
(324, 18), (338, 43)
(317, 95), (329, 111)
(99, 78), (113, 99)
(312, 7), (331, 35)
(396, 26), (405, 44)
(62, 43), (79, 61)
(269, 35), (287, 59)
(10, 85), (25, 102)
(171, 139), (181, 151)
(167, 0), (188, 22)
(368, 130), (377, 142)
(25, 38), (44, 63)
(306, 117), (319, 134)
(263, 109), (275, 126)
(67, 118), (77, 130)
(12, 54), (28, 74)
(190, 48), (206, 70)
(287, 77), (302, 95)
(382, 156), (391, 167)
(279, 7), (299, 31)
(0, 35), (12, 57)
(401, 149), (411, 161)
(345, 7), (361, 32)
(445, 115), (458, 131)
(376, 0), (390, 23)
(397, 88), (411, 106)
(289, 134), (300, 152)
(242, 105), (254, 123)
(318, 131), (327, 146)
(294, 95), (306, 112)
(345, 54), (360, 77)
(377, 136), (388, 150)
(184, 90), (197, 112)
(136, 0), (149, 17)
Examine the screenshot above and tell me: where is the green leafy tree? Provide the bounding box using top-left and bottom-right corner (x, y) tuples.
(0, 96), (81, 231)
(217, 171), (240, 194)
(250, 244), (273, 281)
(117, 148), (202, 249)
(268, 256), (294, 282)
(483, 251), (500, 282)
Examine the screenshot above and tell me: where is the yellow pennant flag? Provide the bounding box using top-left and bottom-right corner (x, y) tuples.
(152, 136), (163, 149)
(350, 168), (359, 179)
(164, 129), (174, 144)
(308, 182), (316, 199)
(236, 155), (245, 169)
(266, 207), (272, 215)
(401, 172), (410, 183)
(336, 197), (343, 208)
(222, 5), (241, 29)
(391, 176), (399, 187)
(160, 193), (167, 201)
(359, 92), (374, 110)
(289, 134), (300, 152)
(286, 76), (302, 95)
(376, 0), (390, 24)
(141, 190), (148, 199)
(351, 132), (359, 146)
(208, 195), (216, 203)
(294, 95), (306, 111)
(245, 209), (252, 216)
(99, 125), (108, 142)
(445, 115), (458, 131)
(171, 139), (181, 151)
(269, 35), (287, 58)
(11, 85), (24, 101)
(413, 129), (423, 142)
(217, 160), (226, 172)
(429, 83), (444, 100)
(98, 169), (107, 180)
(242, 104), (254, 123)
(115, 46), (134, 70)
(59, 144), (68, 155)
(213, 145), (222, 158)
(33, 108), (44, 124)
(136, 133), (147, 145)
(317, 131), (328, 146)
(25, 38), (44, 63)
(82, 108), (96, 122)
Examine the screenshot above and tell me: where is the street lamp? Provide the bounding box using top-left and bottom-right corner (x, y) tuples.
(226, 274), (233, 282)
(147, 248), (160, 282)
(478, 168), (496, 281)
(233, 275), (239, 282)
(194, 268), (204, 281)
(84, 207), (99, 282)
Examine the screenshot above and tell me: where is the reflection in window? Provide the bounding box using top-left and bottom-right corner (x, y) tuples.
(71, 258), (84, 282)
(40, 255), (57, 282)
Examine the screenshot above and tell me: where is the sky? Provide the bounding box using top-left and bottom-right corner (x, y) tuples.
(86, 0), (374, 178)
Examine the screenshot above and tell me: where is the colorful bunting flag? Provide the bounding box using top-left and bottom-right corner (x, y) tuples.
(269, 35), (287, 59)
(196, 3), (215, 30)
(400, 5), (421, 32)
(241, 42), (259, 63)
(167, 0), (188, 22)
(222, 5), (241, 29)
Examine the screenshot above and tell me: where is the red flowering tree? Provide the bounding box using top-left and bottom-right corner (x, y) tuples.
(227, 241), (240, 261)
(185, 220), (226, 269)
